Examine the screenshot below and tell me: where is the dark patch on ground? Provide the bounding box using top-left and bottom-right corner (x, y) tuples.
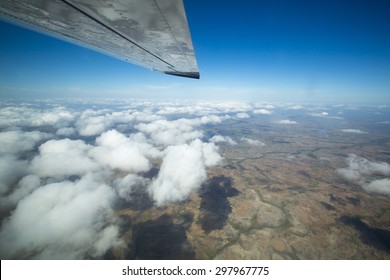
(320, 201), (337, 211)
(256, 178), (270, 185)
(102, 248), (117, 260)
(198, 176), (239, 234)
(174, 213), (194, 228)
(237, 164), (246, 171)
(288, 185), (306, 192)
(298, 170), (311, 178)
(113, 184), (154, 211)
(330, 194), (347, 206)
(265, 186), (284, 192)
(254, 166), (261, 172)
(127, 188), (154, 211)
(104, 217), (133, 260)
(271, 139), (292, 144)
(345, 196), (361, 206)
(130, 214), (195, 259)
(224, 164), (237, 170)
(140, 166), (159, 179)
(127, 185), (154, 211)
(339, 216), (390, 253)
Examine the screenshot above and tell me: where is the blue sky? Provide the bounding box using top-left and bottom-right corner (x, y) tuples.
(0, 0), (389, 103)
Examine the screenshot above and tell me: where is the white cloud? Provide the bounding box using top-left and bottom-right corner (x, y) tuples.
(253, 109), (272, 115)
(276, 119), (298, 125)
(90, 130), (159, 173)
(236, 113), (250, 119)
(0, 106), (75, 128)
(341, 129), (368, 134)
(310, 112), (328, 117)
(209, 135), (237, 145)
(241, 137), (265, 146)
(0, 175), (41, 209)
(0, 130), (50, 156)
(287, 105), (303, 110)
(363, 179), (390, 195)
(114, 174), (148, 201)
(136, 120), (202, 146)
(337, 154), (390, 195)
(0, 173), (122, 259)
(0, 155), (28, 196)
(253, 103), (275, 109)
(0, 99), (242, 258)
(30, 139), (100, 178)
(76, 110), (113, 136)
(135, 116), (226, 147)
(156, 101), (253, 116)
(75, 108), (158, 136)
(309, 112), (343, 119)
(148, 140), (221, 206)
(56, 127), (76, 136)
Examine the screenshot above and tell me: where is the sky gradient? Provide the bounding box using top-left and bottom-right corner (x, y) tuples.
(0, 0), (389, 103)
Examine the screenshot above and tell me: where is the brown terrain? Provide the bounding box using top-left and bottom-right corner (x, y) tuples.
(112, 112), (390, 260)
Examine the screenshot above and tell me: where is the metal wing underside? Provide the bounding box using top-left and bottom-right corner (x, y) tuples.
(0, 0), (199, 79)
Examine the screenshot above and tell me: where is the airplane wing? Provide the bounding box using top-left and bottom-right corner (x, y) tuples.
(0, 0), (199, 79)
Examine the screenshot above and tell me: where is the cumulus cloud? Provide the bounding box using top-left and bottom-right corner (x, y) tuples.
(0, 99), (233, 258)
(0, 130), (50, 155)
(30, 139), (100, 178)
(287, 105), (303, 110)
(148, 140), (222, 206)
(0, 173), (122, 259)
(114, 174), (148, 201)
(241, 137), (265, 146)
(0, 175), (41, 209)
(0, 156), (28, 196)
(0, 105), (75, 128)
(90, 130), (160, 173)
(277, 119), (298, 125)
(209, 135), (237, 145)
(155, 100), (252, 116)
(253, 103), (275, 110)
(136, 116), (225, 146)
(337, 154), (390, 195)
(341, 129), (368, 134)
(236, 113), (250, 119)
(75, 108), (160, 136)
(309, 112), (343, 119)
(136, 119), (203, 146)
(75, 109), (114, 136)
(56, 127), (76, 136)
(363, 179), (390, 195)
(253, 109), (272, 115)
(310, 112), (328, 117)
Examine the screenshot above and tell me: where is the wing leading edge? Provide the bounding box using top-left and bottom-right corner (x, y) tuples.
(0, 0), (199, 79)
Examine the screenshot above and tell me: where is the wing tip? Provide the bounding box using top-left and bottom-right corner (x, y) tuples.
(164, 71), (200, 79)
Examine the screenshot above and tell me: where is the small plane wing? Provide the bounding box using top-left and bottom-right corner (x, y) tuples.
(0, 0), (199, 79)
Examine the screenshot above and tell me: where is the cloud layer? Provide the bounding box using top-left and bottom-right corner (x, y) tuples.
(0, 100), (235, 259)
(1, 100), (385, 259)
(341, 129), (368, 134)
(0, 174), (121, 259)
(276, 119), (298, 125)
